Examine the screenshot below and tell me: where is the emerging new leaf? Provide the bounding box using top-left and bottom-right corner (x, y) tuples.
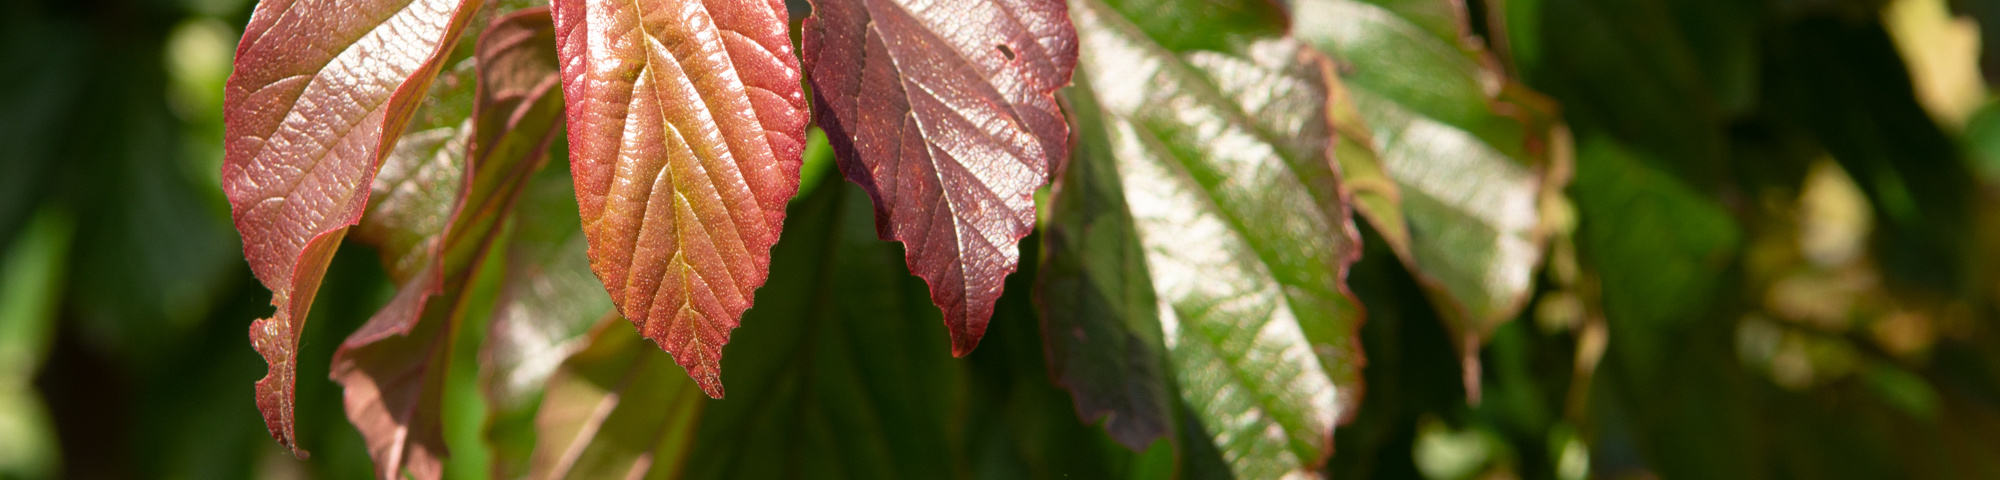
(802, 0), (1078, 355)
(551, 0), (809, 397)
(221, 0), (485, 456)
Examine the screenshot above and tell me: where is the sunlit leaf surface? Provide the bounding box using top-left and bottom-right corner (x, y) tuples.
(801, 0), (1078, 355)
(221, 0), (486, 456)
(550, 0), (808, 398)
(1047, 0), (1365, 474)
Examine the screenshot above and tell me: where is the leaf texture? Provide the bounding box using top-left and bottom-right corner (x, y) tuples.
(801, 0), (1078, 355)
(221, 0), (486, 456)
(1046, 0), (1366, 473)
(331, 9), (567, 479)
(551, 0), (809, 398)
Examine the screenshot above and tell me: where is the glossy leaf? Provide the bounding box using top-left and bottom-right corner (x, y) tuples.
(1294, 0), (1558, 347)
(1049, 0), (1366, 473)
(332, 9), (567, 479)
(221, 0), (486, 455)
(801, 0), (1078, 355)
(550, 0), (809, 398)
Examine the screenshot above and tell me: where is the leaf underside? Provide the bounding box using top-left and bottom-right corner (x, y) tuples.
(221, 0), (484, 457)
(332, 8), (568, 479)
(1046, 0), (1367, 474)
(551, 0), (808, 398)
(802, 0), (1078, 356)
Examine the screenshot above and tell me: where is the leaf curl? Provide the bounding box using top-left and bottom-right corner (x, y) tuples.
(222, 0), (487, 457)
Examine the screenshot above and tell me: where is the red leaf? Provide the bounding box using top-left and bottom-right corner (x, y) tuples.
(551, 0), (809, 397)
(331, 8), (568, 479)
(801, 0), (1078, 355)
(222, 0), (484, 457)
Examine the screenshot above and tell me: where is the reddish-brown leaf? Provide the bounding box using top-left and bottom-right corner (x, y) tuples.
(330, 8), (567, 479)
(222, 0), (485, 456)
(551, 0), (808, 397)
(801, 0), (1078, 355)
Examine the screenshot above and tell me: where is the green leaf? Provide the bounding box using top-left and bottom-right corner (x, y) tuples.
(0, 208), (73, 480)
(1294, 0), (1558, 347)
(483, 152), (611, 480)
(1037, 78), (1174, 452)
(1049, 0), (1366, 474)
(529, 314), (706, 480)
(1571, 138), (1739, 336)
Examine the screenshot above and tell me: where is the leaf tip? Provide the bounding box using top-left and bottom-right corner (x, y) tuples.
(947, 321), (987, 357)
(694, 370), (726, 399)
(249, 316), (309, 459)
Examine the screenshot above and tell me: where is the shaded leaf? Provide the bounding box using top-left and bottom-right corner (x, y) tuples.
(354, 62), (476, 283)
(550, 0), (809, 398)
(0, 208), (73, 480)
(531, 176), (963, 479)
(221, 0), (486, 455)
(681, 179), (960, 480)
(484, 143), (612, 480)
(801, 0), (1078, 355)
(1049, 0), (1366, 473)
(1514, 0), (1734, 184)
(1294, 0), (1558, 351)
(1036, 76), (1173, 452)
(529, 314), (705, 480)
(332, 9), (567, 479)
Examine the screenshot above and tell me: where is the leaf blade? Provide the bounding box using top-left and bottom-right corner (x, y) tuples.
(802, 0), (1078, 355)
(551, 0), (809, 398)
(222, 0), (487, 456)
